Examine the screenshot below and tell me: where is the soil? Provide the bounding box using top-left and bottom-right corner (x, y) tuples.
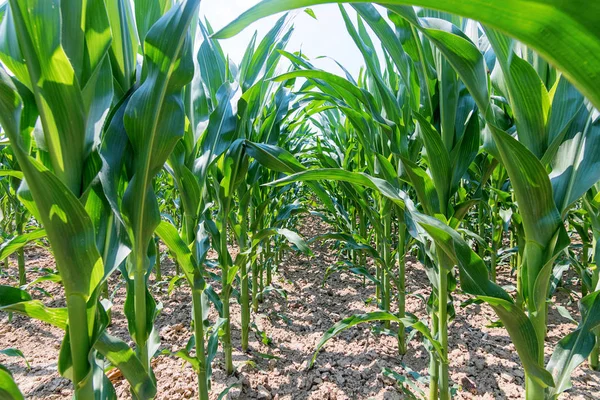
(1, 216), (599, 399)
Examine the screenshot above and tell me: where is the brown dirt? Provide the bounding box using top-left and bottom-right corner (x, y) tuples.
(1, 216), (599, 399)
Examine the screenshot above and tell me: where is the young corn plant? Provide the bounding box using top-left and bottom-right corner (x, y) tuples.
(0, 0), (162, 397)
(0, 0), (201, 397)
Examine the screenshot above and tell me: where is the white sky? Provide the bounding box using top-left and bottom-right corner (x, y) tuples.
(200, 1), (367, 78)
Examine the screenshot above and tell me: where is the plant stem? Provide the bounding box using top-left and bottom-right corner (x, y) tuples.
(252, 260), (259, 313)
(219, 204), (234, 375)
(16, 213), (25, 285)
(134, 249), (149, 371)
(67, 294), (94, 398)
(192, 286), (209, 400)
(478, 202), (485, 259)
(17, 248), (25, 286)
(437, 252), (450, 400)
(382, 212), (392, 328)
(397, 221), (406, 355)
(239, 204), (250, 352)
(155, 237), (162, 282)
(429, 312), (439, 400)
(375, 232), (381, 303)
(266, 239), (272, 286)
(524, 242), (548, 400)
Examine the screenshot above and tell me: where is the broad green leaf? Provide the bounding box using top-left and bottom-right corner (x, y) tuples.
(251, 228), (312, 255)
(0, 349), (29, 369)
(269, 168), (406, 208)
(194, 82), (238, 188)
(546, 290), (600, 398)
(197, 21), (228, 103)
(6, 0), (87, 194)
(95, 332), (157, 399)
(0, 285), (68, 329)
(489, 127), (563, 249)
(105, 0), (138, 94)
(0, 229), (45, 262)
(310, 311), (444, 367)
(485, 28), (550, 158)
(399, 156), (439, 215)
(352, 4), (419, 111)
(155, 221), (201, 289)
(241, 14), (290, 91)
(550, 114), (600, 215)
(545, 75), (585, 157)
(213, 0), (600, 111)
(408, 211), (555, 388)
(0, 366), (24, 400)
(0, 69), (104, 301)
(122, 0), (200, 260)
(414, 112), (451, 213)
(134, 0), (172, 45)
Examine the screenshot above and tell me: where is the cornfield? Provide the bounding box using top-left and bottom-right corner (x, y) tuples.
(0, 0), (599, 399)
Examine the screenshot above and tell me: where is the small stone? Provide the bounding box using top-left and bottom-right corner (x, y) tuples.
(313, 377), (323, 385)
(474, 359), (485, 370)
(501, 372), (514, 382)
(268, 359), (277, 371)
(257, 385), (271, 399)
(513, 369), (524, 378)
(461, 376), (477, 394)
(382, 389), (402, 400)
(227, 386), (242, 400)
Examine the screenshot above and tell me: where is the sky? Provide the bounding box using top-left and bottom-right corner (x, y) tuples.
(199, 0), (368, 78)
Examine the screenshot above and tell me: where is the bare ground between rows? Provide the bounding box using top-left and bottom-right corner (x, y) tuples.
(1, 216), (599, 399)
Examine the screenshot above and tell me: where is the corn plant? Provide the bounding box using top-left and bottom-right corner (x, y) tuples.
(0, 0), (200, 397)
(216, 1), (600, 399)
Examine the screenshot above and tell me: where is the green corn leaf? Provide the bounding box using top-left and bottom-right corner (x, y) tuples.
(198, 21), (228, 104)
(0, 285), (68, 329)
(489, 126), (564, 249)
(134, 0), (172, 45)
(310, 311), (444, 368)
(122, 0), (201, 262)
(414, 112), (451, 212)
(485, 27), (550, 158)
(194, 82), (238, 188)
(6, 0), (87, 194)
(0, 349), (29, 369)
(550, 114), (600, 216)
(546, 290), (600, 398)
(0, 170), (23, 179)
(352, 4), (419, 111)
(408, 211), (555, 388)
(94, 332), (158, 399)
(399, 156), (439, 215)
(543, 75), (585, 162)
(0, 365), (24, 400)
(243, 141), (336, 213)
(251, 228), (312, 255)
(105, 0), (138, 95)
(155, 220), (201, 289)
(270, 168), (406, 208)
(0, 5), (29, 89)
(213, 0), (600, 111)
(241, 14), (290, 92)
(0, 68), (104, 301)
(0, 286), (156, 398)
(0, 229), (45, 262)
(310, 232), (383, 264)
